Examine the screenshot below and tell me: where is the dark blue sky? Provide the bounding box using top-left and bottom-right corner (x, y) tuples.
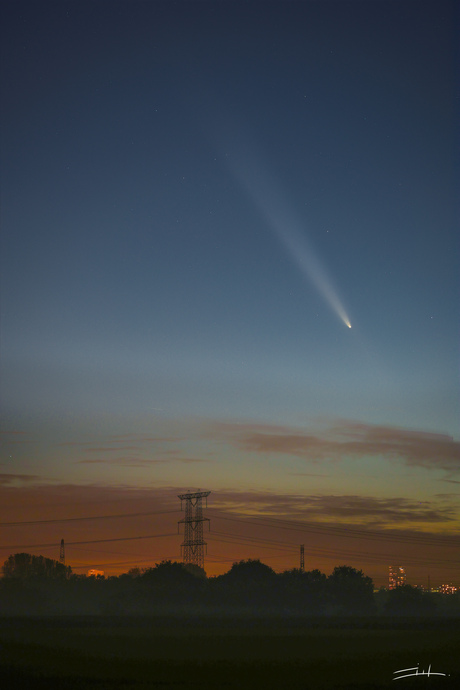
(1, 1), (459, 560)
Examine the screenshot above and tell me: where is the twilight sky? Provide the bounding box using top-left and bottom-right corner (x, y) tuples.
(1, 0), (459, 585)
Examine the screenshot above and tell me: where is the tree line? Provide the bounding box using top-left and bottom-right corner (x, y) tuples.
(1, 552), (457, 617)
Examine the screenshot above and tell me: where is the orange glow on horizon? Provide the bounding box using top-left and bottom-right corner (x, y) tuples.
(1, 482), (458, 589)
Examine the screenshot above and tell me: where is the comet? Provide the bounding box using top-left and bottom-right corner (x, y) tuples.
(226, 145), (353, 330)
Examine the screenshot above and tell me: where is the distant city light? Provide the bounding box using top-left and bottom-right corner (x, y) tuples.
(389, 565), (406, 589)
(87, 569), (104, 577)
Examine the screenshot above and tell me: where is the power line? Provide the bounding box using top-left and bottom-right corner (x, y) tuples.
(208, 510), (460, 549)
(69, 545), (152, 557)
(71, 556), (177, 570)
(209, 530), (460, 569)
(0, 532), (177, 550)
(0, 509), (177, 526)
(2, 507), (456, 550)
(211, 533), (297, 554)
(211, 529), (298, 551)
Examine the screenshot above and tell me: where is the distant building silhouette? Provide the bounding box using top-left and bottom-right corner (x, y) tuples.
(389, 565), (406, 589)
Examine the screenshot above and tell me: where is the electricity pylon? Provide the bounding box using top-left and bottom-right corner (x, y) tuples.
(177, 490), (210, 569)
(60, 538), (65, 565)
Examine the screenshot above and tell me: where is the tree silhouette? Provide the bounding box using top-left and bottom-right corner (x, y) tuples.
(139, 560), (204, 609)
(279, 568), (327, 614)
(142, 560), (197, 586)
(384, 585), (437, 616)
(182, 563), (207, 579)
(125, 567), (145, 578)
(218, 559), (276, 584)
(2, 553), (71, 580)
(327, 565), (375, 614)
(213, 559), (277, 611)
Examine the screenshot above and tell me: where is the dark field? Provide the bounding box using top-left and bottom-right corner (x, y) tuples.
(0, 616), (458, 689)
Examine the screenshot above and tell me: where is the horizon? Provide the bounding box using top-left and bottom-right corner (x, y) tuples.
(1, 482), (458, 588)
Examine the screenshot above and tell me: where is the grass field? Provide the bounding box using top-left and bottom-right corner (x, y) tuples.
(0, 616), (458, 689)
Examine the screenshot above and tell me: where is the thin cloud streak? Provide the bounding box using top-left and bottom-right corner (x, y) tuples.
(83, 446), (141, 453)
(0, 473), (42, 485)
(211, 488), (457, 528)
(212, 420), (460, 473)
(76, 456), (211, 466)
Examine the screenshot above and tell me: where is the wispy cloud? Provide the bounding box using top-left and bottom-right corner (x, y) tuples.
(174, 457), (212, 464)
(77, 461), (144, 467)
(108, 436), (180, 443)
(0, 431), (28, 436)
(302, 494), (455, 523)
(77, 458), (167, 466)
(83, 447), (141, 453)
(210, 488), (458, 529)
(76, 456), (211, 466)
(0, 473), (42, 485)
(211, 420), (460, 473)
(288, 472), (329, 477)
(59, 432), (200, 467)
(58, 435), (179, 448)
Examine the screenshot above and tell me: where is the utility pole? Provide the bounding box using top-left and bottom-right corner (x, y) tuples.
(300, 544), (304, 573)
(60, 538), (65, 565)
(178, 490), (210, 570)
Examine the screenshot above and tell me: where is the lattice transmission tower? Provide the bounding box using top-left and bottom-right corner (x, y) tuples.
(177, 490), (210, 569)
(60, 538), (65, 565)
(300, 544), (304, 572)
